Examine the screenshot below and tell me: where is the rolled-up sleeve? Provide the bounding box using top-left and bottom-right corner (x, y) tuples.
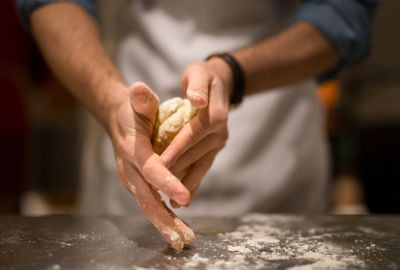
(15, 0), (97, 30)
(294, 0), (379, 79)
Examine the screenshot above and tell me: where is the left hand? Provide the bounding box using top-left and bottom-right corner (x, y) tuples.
(160, 57), (233, 207)
(111, 83), (195, 250)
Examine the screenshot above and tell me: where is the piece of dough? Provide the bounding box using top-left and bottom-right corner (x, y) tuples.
(152, 98), (198, 155)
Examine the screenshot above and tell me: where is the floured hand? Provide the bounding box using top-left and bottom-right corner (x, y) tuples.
(112, 82), (196, 252)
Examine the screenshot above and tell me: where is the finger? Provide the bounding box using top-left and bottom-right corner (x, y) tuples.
(170, 132), (226, 174)
(170, 170), (188, 209)
(116, 156), (134, 193)
(169, 149), (219, 209)
(125, 83), (190, 205)
(182, 149), (219, 198)
(207, 77), (230, 120)
(172, 217), (196, 246)
(182, 64), (211, 108)
(160, 114), (209, 168)
(161, 77), (228, 168)
(120, 159), (195, 251)
(131, 137), (191, 206)
(129, 82), (159, 125)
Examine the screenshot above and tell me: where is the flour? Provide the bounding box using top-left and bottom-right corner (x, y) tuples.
(206, 214), (372, 269)
(246, 236), (280, 246)
(287, 258), (349, 270)
(227, 245), (251, 253)
(131, 214), (391, 270)
(183, 253), (209, 268)
(170, 230), (180, 242)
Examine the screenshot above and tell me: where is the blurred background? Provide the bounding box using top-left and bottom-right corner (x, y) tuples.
(0, 0), (399, 215)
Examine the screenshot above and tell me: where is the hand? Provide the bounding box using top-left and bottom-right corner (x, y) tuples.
(110, 82), (195, 251)
(161, 58), (233, 207)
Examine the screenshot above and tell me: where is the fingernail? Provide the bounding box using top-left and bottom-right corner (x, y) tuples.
(175, 193), (190, 206)
(189, 91), (207, 105)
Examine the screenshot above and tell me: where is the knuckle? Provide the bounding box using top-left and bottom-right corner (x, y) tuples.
(161, 153), (174, 168)
(219, 140), (227, 149)
(192, 60), (204, 67)
(222, 128), (229, 141)
(194, 123), (210, 139)
(119, 141), (133, 161)
(120, 141), (142, 169)
(211, 112), (228, 129)
(178, 151), (198, 171)
(218, 130), (229, 147)
(181, 74), (188, 86)
(141, 161), (155, 178)
(189, 61), (206, 72)
(210, 79), (222, 90)
(218, 143), (226, 151)
(190, 147), (203, 161)
(116, 157), (125, 174)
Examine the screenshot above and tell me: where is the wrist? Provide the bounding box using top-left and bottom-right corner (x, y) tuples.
(205, 57), (234, 100)
(205, 52), (245, 106)
(92, 79), (129, 138)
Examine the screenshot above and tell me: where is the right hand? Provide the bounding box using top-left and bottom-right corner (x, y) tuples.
(110, 82), (195, 251)
(160, 59), (231, 207)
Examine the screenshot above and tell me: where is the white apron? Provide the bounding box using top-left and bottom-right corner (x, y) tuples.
(78, 0), (329, 216)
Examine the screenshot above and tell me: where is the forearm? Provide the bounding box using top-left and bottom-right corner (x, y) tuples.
(30, 2), (127, 134)
(233, 21), (341, 95)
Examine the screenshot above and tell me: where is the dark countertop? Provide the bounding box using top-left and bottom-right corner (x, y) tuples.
(0, 214), (399, 270)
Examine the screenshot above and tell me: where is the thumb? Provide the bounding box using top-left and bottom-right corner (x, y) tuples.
(182, 65), (210, 109)
(129, 82), (160, 124)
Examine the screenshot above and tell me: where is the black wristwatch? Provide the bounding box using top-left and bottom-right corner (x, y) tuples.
(206, 52), (245, 107)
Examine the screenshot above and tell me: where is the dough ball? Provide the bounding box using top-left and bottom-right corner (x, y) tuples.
(152, 98), (198, 155)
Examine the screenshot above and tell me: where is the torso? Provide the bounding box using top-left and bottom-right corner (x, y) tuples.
(79, 0), (328, 215)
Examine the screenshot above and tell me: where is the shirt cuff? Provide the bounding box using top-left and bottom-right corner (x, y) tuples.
(15, 0), (97, 31)
(293, 0), (375, 80)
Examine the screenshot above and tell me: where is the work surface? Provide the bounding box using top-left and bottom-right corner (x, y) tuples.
(0, 214), (399, 270)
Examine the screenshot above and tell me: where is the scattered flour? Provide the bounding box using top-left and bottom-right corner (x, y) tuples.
(183, 253), (209, 268)
(287, 258), (348, 270)
(132, 214), (389, 269)
(208, 214), (369, 269)
(227, 245), (251, 253)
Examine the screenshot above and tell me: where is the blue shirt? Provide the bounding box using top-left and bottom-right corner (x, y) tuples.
(15, 0), (378, 78)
